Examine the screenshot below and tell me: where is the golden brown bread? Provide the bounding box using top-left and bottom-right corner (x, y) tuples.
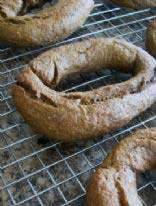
(12, 38), (156, 142)
(146, 18), (156, 57)
(87, 128), (156, 206)
(0, 0), (23, 17)
(0, 0), (48, 17)
(0, 0), (94, 47)
(111, 0), (156, 8)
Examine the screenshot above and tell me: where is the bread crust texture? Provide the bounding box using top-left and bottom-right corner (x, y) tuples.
(0, 0), (94, 47)
(87, 128), (156, 206)
(12, 38), (156, 141)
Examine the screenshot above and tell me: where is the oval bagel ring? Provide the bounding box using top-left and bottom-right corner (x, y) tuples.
(12, 38), (156, 142)
(87, 128), (156, 206)
(0, 0), (94, 47)
(111, 0), (156, 8)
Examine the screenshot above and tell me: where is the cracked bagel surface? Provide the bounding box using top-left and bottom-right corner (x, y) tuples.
(12, 38), (156, 141)
(87, 128), (156, 206)
(0, 0), (94, 47)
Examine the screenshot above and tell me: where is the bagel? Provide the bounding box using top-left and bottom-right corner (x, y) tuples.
(12, 38), (156, 142)
(0, 0), (48, 17)
(146, 18), (156, 58)
(87, 128), (156, 206)
(0, 0), (23, 17)
(111, 0), (156, 8)
(0, 0), (94, 47)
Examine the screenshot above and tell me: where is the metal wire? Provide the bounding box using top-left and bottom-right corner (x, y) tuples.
(1, 1), (156, 205)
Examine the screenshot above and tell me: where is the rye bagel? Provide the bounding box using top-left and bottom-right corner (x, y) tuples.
(0, 0), (94, 47)
(12, 38), (156, 141)
(87, 128), (156, 206)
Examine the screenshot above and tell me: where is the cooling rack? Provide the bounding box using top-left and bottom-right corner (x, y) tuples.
(1, 1), (156, 205)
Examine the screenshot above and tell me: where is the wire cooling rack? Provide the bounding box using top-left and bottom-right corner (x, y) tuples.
(1, 1), (156, 205)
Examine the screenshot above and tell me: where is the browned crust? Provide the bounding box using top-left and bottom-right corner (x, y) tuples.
(87, 128), (156, 206)
(12, 38), (156, 142)
(0, 0), (23, 17)
(111, 0), (156, 8)
(146, 18), (156, 57)
(0, 0), (94, 47)
(0, 0), (48, 17)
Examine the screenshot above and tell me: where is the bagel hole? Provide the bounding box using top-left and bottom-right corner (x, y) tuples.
(63, 64), (156, 104)
(56, 69), (132, 93)
(57, 66), (155, 104)
(137, 170), (156, 204)
(20, 0), (58, 16)
(137, 170), (156, 189)
(55, 69), (133, 104)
